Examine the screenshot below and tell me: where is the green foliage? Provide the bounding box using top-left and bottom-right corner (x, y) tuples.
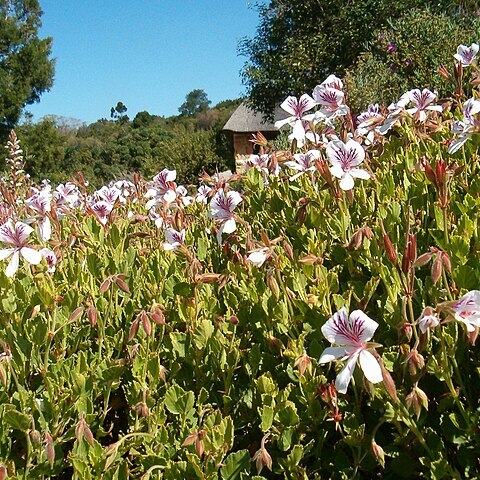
(10, 101), (237, 186)
(179, 89), (211, 117)
(346, 9), (480, 111)
(241, 0), (476, 115)
(0, 0), (55, 133)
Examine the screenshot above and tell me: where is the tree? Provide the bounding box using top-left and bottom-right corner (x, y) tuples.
(178, 89), (211, 116)
(110, 101), (129, 122)
(239, 0), (466, 116)
(0, 0), (55, 133)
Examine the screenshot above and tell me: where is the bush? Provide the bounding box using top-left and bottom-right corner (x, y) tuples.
(346, 8), (480, 111)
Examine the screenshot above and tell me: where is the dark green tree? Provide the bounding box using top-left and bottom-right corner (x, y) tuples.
(178, 89), (211, 116)
(0, 0), (55, 134)
(110, 101), (129, 122)
(240, 0), (468, 116)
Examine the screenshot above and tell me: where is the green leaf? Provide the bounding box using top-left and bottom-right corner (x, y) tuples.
(164, 385), (195, 416)
(192, 319), (214, 350)
(259, 405), (274, 432)
(276, 402), (299, 426)
(221, 450), (251, 480)
(170, 332), (187, 358)
(4, 409), (30, 432)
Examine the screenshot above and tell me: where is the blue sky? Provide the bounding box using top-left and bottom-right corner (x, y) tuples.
(27, 1), (261, 124)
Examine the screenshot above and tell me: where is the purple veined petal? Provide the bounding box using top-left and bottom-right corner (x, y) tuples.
(339, 173), (355, 191)
(453, 290), (480, 312)
(313, 86), (345, 109)
(349, 168), (371, 180)
(463, 98), (480, 119)
(348, 310), (379, 343)
(226, 191), (242, 210)
(40, 248), (57, 272)
(318, 346), (349, 364)
(320, 74), (344, 90)
(21, 247), (42, 265)
(14, 222), (34, 244)
(5, 250), (20, 277)
(165, 228), (185, 246)
(454, 43), (479, 66)
(297, 94), (316, 115)
(335, 354), (358, 394)
(359, 350), (383, 384)
(448, 135), (471, 154)
(280, 96), (301, 117)
(0, 221), (16, 245)
(0, 248), (14, 261)
(321, 307), (355, 345)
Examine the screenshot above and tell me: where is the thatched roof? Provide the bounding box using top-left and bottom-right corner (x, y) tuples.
(223, 102), (286, 133)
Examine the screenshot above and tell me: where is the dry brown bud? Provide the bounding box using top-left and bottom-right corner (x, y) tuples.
(69, 306), (84, 323)
(383, 234), (397, 264)
(128, 318), (140, 342)
(44, 432), (55, 468)
(87, 304), (97, 327)
(266, 274), (280, 300)
(431, 251), (443, 285)
(283, 239), (295, 261)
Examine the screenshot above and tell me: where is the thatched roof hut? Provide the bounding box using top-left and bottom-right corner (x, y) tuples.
(223, 102), (286, 162)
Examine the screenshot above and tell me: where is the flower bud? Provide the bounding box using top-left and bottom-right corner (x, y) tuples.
(266, 274), (280, 300)
(141, 311), (152, 337)
(128, 318), (140, 342)
(0, 464), (6, 480)
(294, 351), (312, 377)
(68, 306), (84, 323)
(371, 440), (385, 468)
(99, 277), (111, 294)
(383, 233), (397, 264)
(283, 239), (295, 261)
(87, 304), (97, 327)
(229, 315), (239, 326)
(347, 229), (363, 250)
(431, 251), (443, 285)
(44, 432), (55, 468)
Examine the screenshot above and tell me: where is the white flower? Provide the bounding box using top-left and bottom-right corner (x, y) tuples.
(319, 307), (383, 394)
(451, 290), (480, 332)
(0, 221), (42, 277)
(454, 43), (479, 67)
(284, 150), (320, 180)
(40, 248), (57, 273)
(326, 139), (370, 190)
(417, 307), (439, 334)
(195, 185), (212, 204)
(208, 188), (242, 244)
(247, 247), (270, 267)
(448, 98), (480, 154)
(275, 94), (316, 147)
(405, 89), (442, 123)
(163, 228), (185, 251)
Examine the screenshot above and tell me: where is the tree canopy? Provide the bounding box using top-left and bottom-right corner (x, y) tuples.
(178, 89), (211, 116)
(240, 0), (473, 115)
(0, 0), (55, 134)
